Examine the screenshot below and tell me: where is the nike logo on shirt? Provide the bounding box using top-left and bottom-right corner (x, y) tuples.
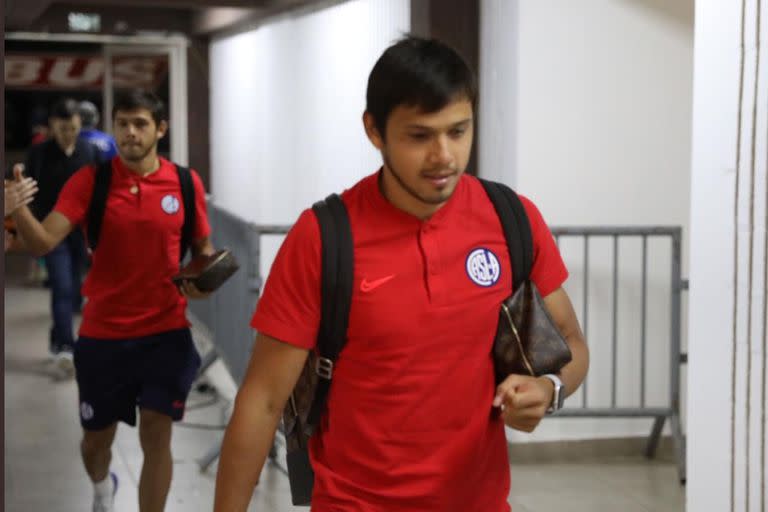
(360, 275), (396, 292)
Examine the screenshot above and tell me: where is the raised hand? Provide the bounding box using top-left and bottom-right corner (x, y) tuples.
(5, 164), (38, 216)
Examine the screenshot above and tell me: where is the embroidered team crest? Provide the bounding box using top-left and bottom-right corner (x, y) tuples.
(161, 194), (180, 214)
(80, 402), (94, 421)
(466, 248), (501, 287)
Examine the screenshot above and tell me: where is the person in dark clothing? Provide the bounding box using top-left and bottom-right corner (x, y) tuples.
(24, 98), (98, 373)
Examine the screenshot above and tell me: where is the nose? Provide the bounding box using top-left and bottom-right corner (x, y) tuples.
(428, 134), (453, 166)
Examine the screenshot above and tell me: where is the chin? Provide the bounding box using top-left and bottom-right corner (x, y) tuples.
(420, 190), (455, 205)
(121, 152), (142, 162)
(430, 182), (458, 197)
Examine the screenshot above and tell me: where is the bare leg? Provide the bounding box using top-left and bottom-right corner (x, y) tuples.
(81, 423), (118, 483)
(138, 408), (173, 512)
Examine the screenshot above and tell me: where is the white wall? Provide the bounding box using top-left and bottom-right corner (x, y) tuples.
(480, 0), (694, 442)
(210, 0), (410, 225)
(687, 0), (768, 509)
(210, 0), (409, 280)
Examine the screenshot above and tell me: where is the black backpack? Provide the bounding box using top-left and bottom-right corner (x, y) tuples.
(284, 178), (533, 506)
(86, 160), (196, 261)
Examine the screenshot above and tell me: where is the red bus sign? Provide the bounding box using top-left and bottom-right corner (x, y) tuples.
(4, 54), (168, 90)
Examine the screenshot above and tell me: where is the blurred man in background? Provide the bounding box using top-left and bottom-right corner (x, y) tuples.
(78, 100), (118, 162)
(24, 97), (98, 373)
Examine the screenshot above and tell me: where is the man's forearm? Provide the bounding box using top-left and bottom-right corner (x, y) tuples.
(560, 334), (589, 398)
(214, 389), (284, 511)
(12, 207), (56, 256)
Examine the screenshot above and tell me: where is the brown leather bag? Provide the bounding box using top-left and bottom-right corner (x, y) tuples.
(281, 351), (321, 505)
(283, 352), (320, 453)
(492, 280), (572, 382)
(172, 249), (239, 292)
(477, 179), (572, 382)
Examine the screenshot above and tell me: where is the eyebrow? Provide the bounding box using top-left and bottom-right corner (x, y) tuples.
(115, 116), (151, 123)
(405, 118), (473, 131)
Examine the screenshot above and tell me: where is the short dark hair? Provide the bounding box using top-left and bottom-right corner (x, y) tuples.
(49, 98), (80, 120)
(366, 36), (477, 138)
(112, 89), (166, 125)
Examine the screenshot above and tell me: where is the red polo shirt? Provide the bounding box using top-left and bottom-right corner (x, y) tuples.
(252, 171), (568, 511)
(54, 156), (211, 339)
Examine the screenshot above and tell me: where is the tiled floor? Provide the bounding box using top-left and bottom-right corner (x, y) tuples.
(4, 271), (685, 511)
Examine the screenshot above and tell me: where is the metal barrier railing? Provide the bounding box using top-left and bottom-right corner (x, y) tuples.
(192, 204), (687, 482)
(550, 226), (687, 483)
(189, 203), (291, 470)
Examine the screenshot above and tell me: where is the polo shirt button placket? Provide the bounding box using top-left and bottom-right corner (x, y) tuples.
(130, 182), (142, 208)
(420, 222), (441, 302)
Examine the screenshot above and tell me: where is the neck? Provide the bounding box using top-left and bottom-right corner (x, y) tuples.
(121, 152), (161, 177)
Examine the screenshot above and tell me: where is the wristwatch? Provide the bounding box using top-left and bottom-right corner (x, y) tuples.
(542, 374), (565, 414)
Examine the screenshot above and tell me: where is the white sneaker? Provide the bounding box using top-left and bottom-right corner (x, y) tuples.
(92, 472), (118, 512)
(54, 350), (75, 379)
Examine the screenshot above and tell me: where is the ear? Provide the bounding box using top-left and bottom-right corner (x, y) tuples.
(156, 120), (169, 139)
(362, 112), (384, 151)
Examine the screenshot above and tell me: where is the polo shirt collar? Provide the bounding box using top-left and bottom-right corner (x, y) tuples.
(365, 168), (467, 228)
(113, 156), (172, 182)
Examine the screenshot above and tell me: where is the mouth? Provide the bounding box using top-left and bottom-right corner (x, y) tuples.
(422, 171), (457, 187)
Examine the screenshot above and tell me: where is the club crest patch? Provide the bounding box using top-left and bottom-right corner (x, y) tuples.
(466, 248), (501, 287)
(80, 402), (94, 421)
(161, 194), (180, 214)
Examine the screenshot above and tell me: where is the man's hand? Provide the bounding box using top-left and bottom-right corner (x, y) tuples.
(492, 374), (555, 433)
(178, 280), (211, 300)
(5, 164), (38, 217)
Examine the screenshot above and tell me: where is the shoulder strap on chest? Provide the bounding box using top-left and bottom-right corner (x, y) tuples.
(478, 178), (533, 291)
(176, 165), (195, 262)
(86, 160), (114, 253)
(307, 193), (353, 426)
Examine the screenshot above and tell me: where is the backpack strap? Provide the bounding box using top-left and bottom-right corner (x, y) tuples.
(176, 165), (195, 262)
(306, 193), (354, 428)
(87, 162), (196, 263)
(478, 178), (533, 291)
(86, 160), (114, 253)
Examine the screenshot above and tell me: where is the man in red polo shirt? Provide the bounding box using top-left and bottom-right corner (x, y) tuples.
(11, 89), (214, 512)
(214, 37), (589, 511)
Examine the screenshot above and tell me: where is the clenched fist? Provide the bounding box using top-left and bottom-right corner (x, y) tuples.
(492, 374), (555, 433)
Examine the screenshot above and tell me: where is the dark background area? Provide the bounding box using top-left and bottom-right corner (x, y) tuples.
(5, 0), (481, 184)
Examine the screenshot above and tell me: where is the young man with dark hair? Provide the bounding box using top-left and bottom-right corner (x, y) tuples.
(11, 89), (215, 512)
(214, 36), (589, 511)
(23, 97), (98, 371)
